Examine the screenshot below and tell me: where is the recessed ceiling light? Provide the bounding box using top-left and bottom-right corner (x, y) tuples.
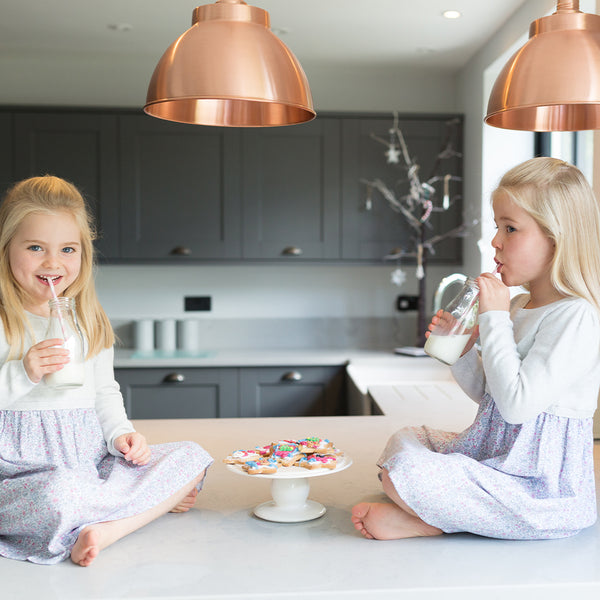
(442, 10), (462, 19)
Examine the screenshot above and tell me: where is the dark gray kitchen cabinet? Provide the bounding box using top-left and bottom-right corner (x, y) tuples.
(12, 112), (120, 259)
(118, 115), (242, 260)
(0, 114), (13, 198)
(239, 366), (346, 417)
(1, 108), (464, 265)
(115, 364), (346, 419)
(241, 118), (341, 259)
(115, 367), (239, 419)
(341, 115), (463, 261)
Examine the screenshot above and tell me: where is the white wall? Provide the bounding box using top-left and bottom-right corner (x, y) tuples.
(0, 54), (457, 115)
(8, 1), (590, 337)
(0, 40), (461, 330)
(456, 0), (557, 278)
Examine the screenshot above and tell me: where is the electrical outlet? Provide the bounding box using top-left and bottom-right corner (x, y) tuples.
(396, 295), (419, 311)
(184, 296), (212, 311)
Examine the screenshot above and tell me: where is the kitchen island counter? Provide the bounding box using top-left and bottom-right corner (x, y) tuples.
(4, 414), (600, 600)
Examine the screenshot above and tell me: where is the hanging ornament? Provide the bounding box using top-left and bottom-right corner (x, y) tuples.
(391, 268), (407, 287)
(363, 185), (373, 211)
(443, 174), (451, 210)
(415, 244), (425, 279)
(385, 143), (401, 164)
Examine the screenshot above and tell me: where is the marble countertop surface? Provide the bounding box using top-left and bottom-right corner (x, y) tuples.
(5, 410), (600, 599)
(114, 347), (395, 368)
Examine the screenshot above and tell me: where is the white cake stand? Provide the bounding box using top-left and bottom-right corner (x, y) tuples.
(227, 455), (352, 523)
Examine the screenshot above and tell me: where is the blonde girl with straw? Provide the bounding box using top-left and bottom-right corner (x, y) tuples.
(352, 157), (600, 540)
(0, 175), (213, 566)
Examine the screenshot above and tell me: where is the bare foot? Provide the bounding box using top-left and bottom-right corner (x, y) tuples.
(170, 487), (198, 513)
(351, 502), (442, 540)
(70, 526), (100, 567)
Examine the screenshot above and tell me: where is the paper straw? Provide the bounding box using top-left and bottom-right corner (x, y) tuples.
(47, 277), (67, 340)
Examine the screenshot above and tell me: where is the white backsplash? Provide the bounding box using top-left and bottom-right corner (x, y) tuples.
(97, 263), (462, 349)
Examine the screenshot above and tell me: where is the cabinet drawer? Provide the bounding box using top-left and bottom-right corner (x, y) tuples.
(115, 367), (238, 419)
(239, 366), (346, 418)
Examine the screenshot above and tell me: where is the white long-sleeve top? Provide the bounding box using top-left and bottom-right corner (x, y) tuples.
(451, 294), (600, 424)
(0, 312), (134, 455)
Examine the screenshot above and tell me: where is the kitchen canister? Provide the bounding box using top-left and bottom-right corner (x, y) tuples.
(178, 319), (200, 353)
(155, 318), (177, 353)
(134, 319), (155, 353)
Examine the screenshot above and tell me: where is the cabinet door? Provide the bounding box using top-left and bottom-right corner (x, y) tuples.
(242, 118), (341, 259)
(115, 368), (238, 419)
(13, 112), (120, 260)
(0, 113), (13, 197)
(341, 116), (463, 261)
(239, 366), (345, 418)
(119, 115), (242, 260)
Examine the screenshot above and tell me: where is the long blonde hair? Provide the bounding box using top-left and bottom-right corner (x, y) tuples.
(0, 175), (114, 359)
(493, 157), (600, 313)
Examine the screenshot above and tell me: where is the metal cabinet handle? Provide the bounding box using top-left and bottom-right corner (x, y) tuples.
(163, 373), (185, 383)
(170, 246), (191, 256)
(281, 246), (303, 256)
(281, 371), (302, 382)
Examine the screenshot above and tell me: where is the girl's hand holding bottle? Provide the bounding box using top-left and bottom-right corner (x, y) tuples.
(113, 432), (151, 466)
(23, 338), (71, 384)
(476, 272), (510, 313)
(426, 310), (480, 360)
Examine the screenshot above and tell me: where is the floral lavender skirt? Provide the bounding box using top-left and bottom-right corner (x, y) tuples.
(379, 394), (597, 540)
(0, 409), (213, 564)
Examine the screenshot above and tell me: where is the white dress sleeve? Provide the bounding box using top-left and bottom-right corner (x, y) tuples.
(450, 345), (485, 404)
(478, 299), (600, 423)
(92, 346), (136, 456)
(0, 323), (37, 407)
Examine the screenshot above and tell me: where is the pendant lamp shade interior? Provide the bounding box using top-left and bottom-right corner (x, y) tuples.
(144, 0), (316, 127)
(485, 1), (600, 131)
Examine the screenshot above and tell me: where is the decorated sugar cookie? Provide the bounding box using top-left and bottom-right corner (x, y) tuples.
(270, 441), (303, 466)
(223, 449), (261, 464)
(242, 458), (279, 475)
(298, 437), (335, 455)
(298, 454), (337, 470)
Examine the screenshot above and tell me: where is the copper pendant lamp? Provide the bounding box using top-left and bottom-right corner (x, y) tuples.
(144, 0), (316, 127)
(485, 0), (600, 131)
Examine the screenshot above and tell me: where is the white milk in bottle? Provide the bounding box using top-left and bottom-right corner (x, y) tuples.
(44, 297), (85, 389)
(424, 278), (479, 365)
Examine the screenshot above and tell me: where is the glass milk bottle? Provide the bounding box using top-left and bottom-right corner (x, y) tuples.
(45, 297), (85, 388)
(424, 277), (479, 365)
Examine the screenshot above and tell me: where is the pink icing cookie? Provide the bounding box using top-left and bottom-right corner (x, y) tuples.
(270, 441), (303, 466)
(242, 458), (279, 475)
(297, 437), (335, 455)
(223, 449), (261, 464)
(298, 454), (337, 470)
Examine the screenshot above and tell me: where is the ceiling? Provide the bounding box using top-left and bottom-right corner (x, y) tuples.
(1, 0), (531, 71)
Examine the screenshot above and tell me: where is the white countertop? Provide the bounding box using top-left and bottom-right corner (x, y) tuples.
(114, 347), (392, 368)
(5, 412), (600, 599)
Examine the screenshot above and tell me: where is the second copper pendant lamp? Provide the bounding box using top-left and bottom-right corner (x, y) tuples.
(486, 0), (600, 131)
(144, 0), (316, 127)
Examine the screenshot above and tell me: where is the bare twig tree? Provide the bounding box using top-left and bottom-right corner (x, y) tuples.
(361, 112), (472, 347)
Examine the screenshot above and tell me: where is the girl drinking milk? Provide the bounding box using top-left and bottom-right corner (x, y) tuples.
(352, 157), (600, 540)
(0, 175), (213, 566)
